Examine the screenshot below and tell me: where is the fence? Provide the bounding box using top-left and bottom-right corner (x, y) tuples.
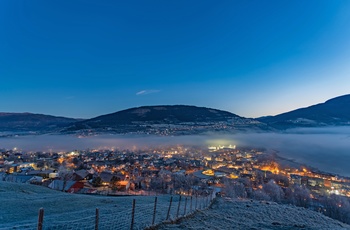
(1, 193), (216, 230)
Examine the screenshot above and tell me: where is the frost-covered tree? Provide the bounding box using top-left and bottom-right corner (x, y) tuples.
(172, 174), (198, 194)
(150, 176), (164, 191)
(252, 190), (271, 201)
(285, 185), (311, 208)
(254, 170), (265, 185)
(222, 179), (247, 199)
(263, 180), (284, 202)
(268, 174), (289, 187)
(320, 194), (350, 224)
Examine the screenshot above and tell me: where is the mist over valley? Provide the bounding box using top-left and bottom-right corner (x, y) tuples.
(1, 126), (350, 177)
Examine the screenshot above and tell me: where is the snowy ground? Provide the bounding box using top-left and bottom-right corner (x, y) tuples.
(158, 198), (350, 230)
(0, 181), (209, 230)
(2, 181), (349, 230)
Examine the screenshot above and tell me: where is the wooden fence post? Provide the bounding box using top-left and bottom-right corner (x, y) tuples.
(199, 196), (201, 209)
(166, 196), (173, 220)
(183, 197), (188, 216)
(190, 196), (193, 212)
(130, 199), (136, 230)
(152, 197), (158, 226)
(176, 196), (182, 218)
(37, 208), (44, 230)
(95, 208), (99, 230)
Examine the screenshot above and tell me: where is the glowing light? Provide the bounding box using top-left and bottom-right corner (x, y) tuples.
(229, 173), (238, 179)
(202, 169), (215, 176)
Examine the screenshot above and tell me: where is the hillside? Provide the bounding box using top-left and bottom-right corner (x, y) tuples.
(159, 198), (350, 230)
(0, 113), (80, 133)
(258, 94), (350, 129)
(3, 94), (350, 134)
(0, 181), (173, 229)
(65, 105), (266, 134)
(0, 181), (213, 230)
(1, 181), (348, 230)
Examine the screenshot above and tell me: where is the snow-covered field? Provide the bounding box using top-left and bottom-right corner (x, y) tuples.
(2, 181), (349, 230)
(0, 181), (208, 230)
(159, 198), (350, 230)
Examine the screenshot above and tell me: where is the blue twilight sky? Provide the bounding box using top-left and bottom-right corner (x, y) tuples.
(1, 0), (350, 119)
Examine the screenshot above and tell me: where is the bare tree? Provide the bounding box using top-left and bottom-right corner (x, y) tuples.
(320, 194), (350, 224)
(222, 178), (247, 199)
(262, 180), (284, 202)
(268, 174), (289, 187)
(285, 185), (311, 208)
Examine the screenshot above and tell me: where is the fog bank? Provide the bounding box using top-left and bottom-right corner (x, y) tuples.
(1, 126), (350, 177)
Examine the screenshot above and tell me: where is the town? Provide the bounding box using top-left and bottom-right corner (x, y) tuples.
(1, 144), (350, 200)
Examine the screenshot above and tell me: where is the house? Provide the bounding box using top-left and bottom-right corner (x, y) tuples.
(19, 162), (37, 170)
(28, 176), (43, 183)
(49, 172), (59, 179)
(26, 170), (42, 176)
(5, 164), (19, 173)
(99, 172), (115, 186)
(77, 188), (97, 194)
(72, 169), (92, 181)
(193, 170), (212, 181)
(116, 180), (131, 191)
(3, 174), (33, 183)
(67, 181), (85, 193)
(48, 180), (84, 193)
(290, 174), (301, 184)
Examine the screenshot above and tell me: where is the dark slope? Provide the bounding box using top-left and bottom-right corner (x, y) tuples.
(76, 105), (243, 125)
(66, 105), (265, 134)
(0, 113), (81, 132)
(258, 94), (350, 129)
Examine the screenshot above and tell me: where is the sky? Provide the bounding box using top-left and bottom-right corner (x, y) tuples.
(1, 0), (350, 119)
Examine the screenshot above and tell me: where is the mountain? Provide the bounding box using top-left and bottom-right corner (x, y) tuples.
(65, 105), (266, 135)
(0, 113), (81, 133)
(3, 94), (350, 134)
(257, 94), (350, 129)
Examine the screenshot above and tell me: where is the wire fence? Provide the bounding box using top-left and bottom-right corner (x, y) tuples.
(0, 193), (216, 230)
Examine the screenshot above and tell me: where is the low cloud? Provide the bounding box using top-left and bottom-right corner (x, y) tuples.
(2, 127), (350, 176)
(136, 90), (160, 96)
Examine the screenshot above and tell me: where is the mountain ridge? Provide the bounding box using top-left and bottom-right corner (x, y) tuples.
(257, 94), (350, 129)
(0, 112), (82, 133)
(65, 105), (266, 135)
(1, 94), (350, 134)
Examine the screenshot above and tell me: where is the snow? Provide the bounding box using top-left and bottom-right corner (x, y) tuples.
(158, 198), (350, 230)
(2, 181), (348, 230)
(0, 181), (209, 229)
(0, 181), (152, 229)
